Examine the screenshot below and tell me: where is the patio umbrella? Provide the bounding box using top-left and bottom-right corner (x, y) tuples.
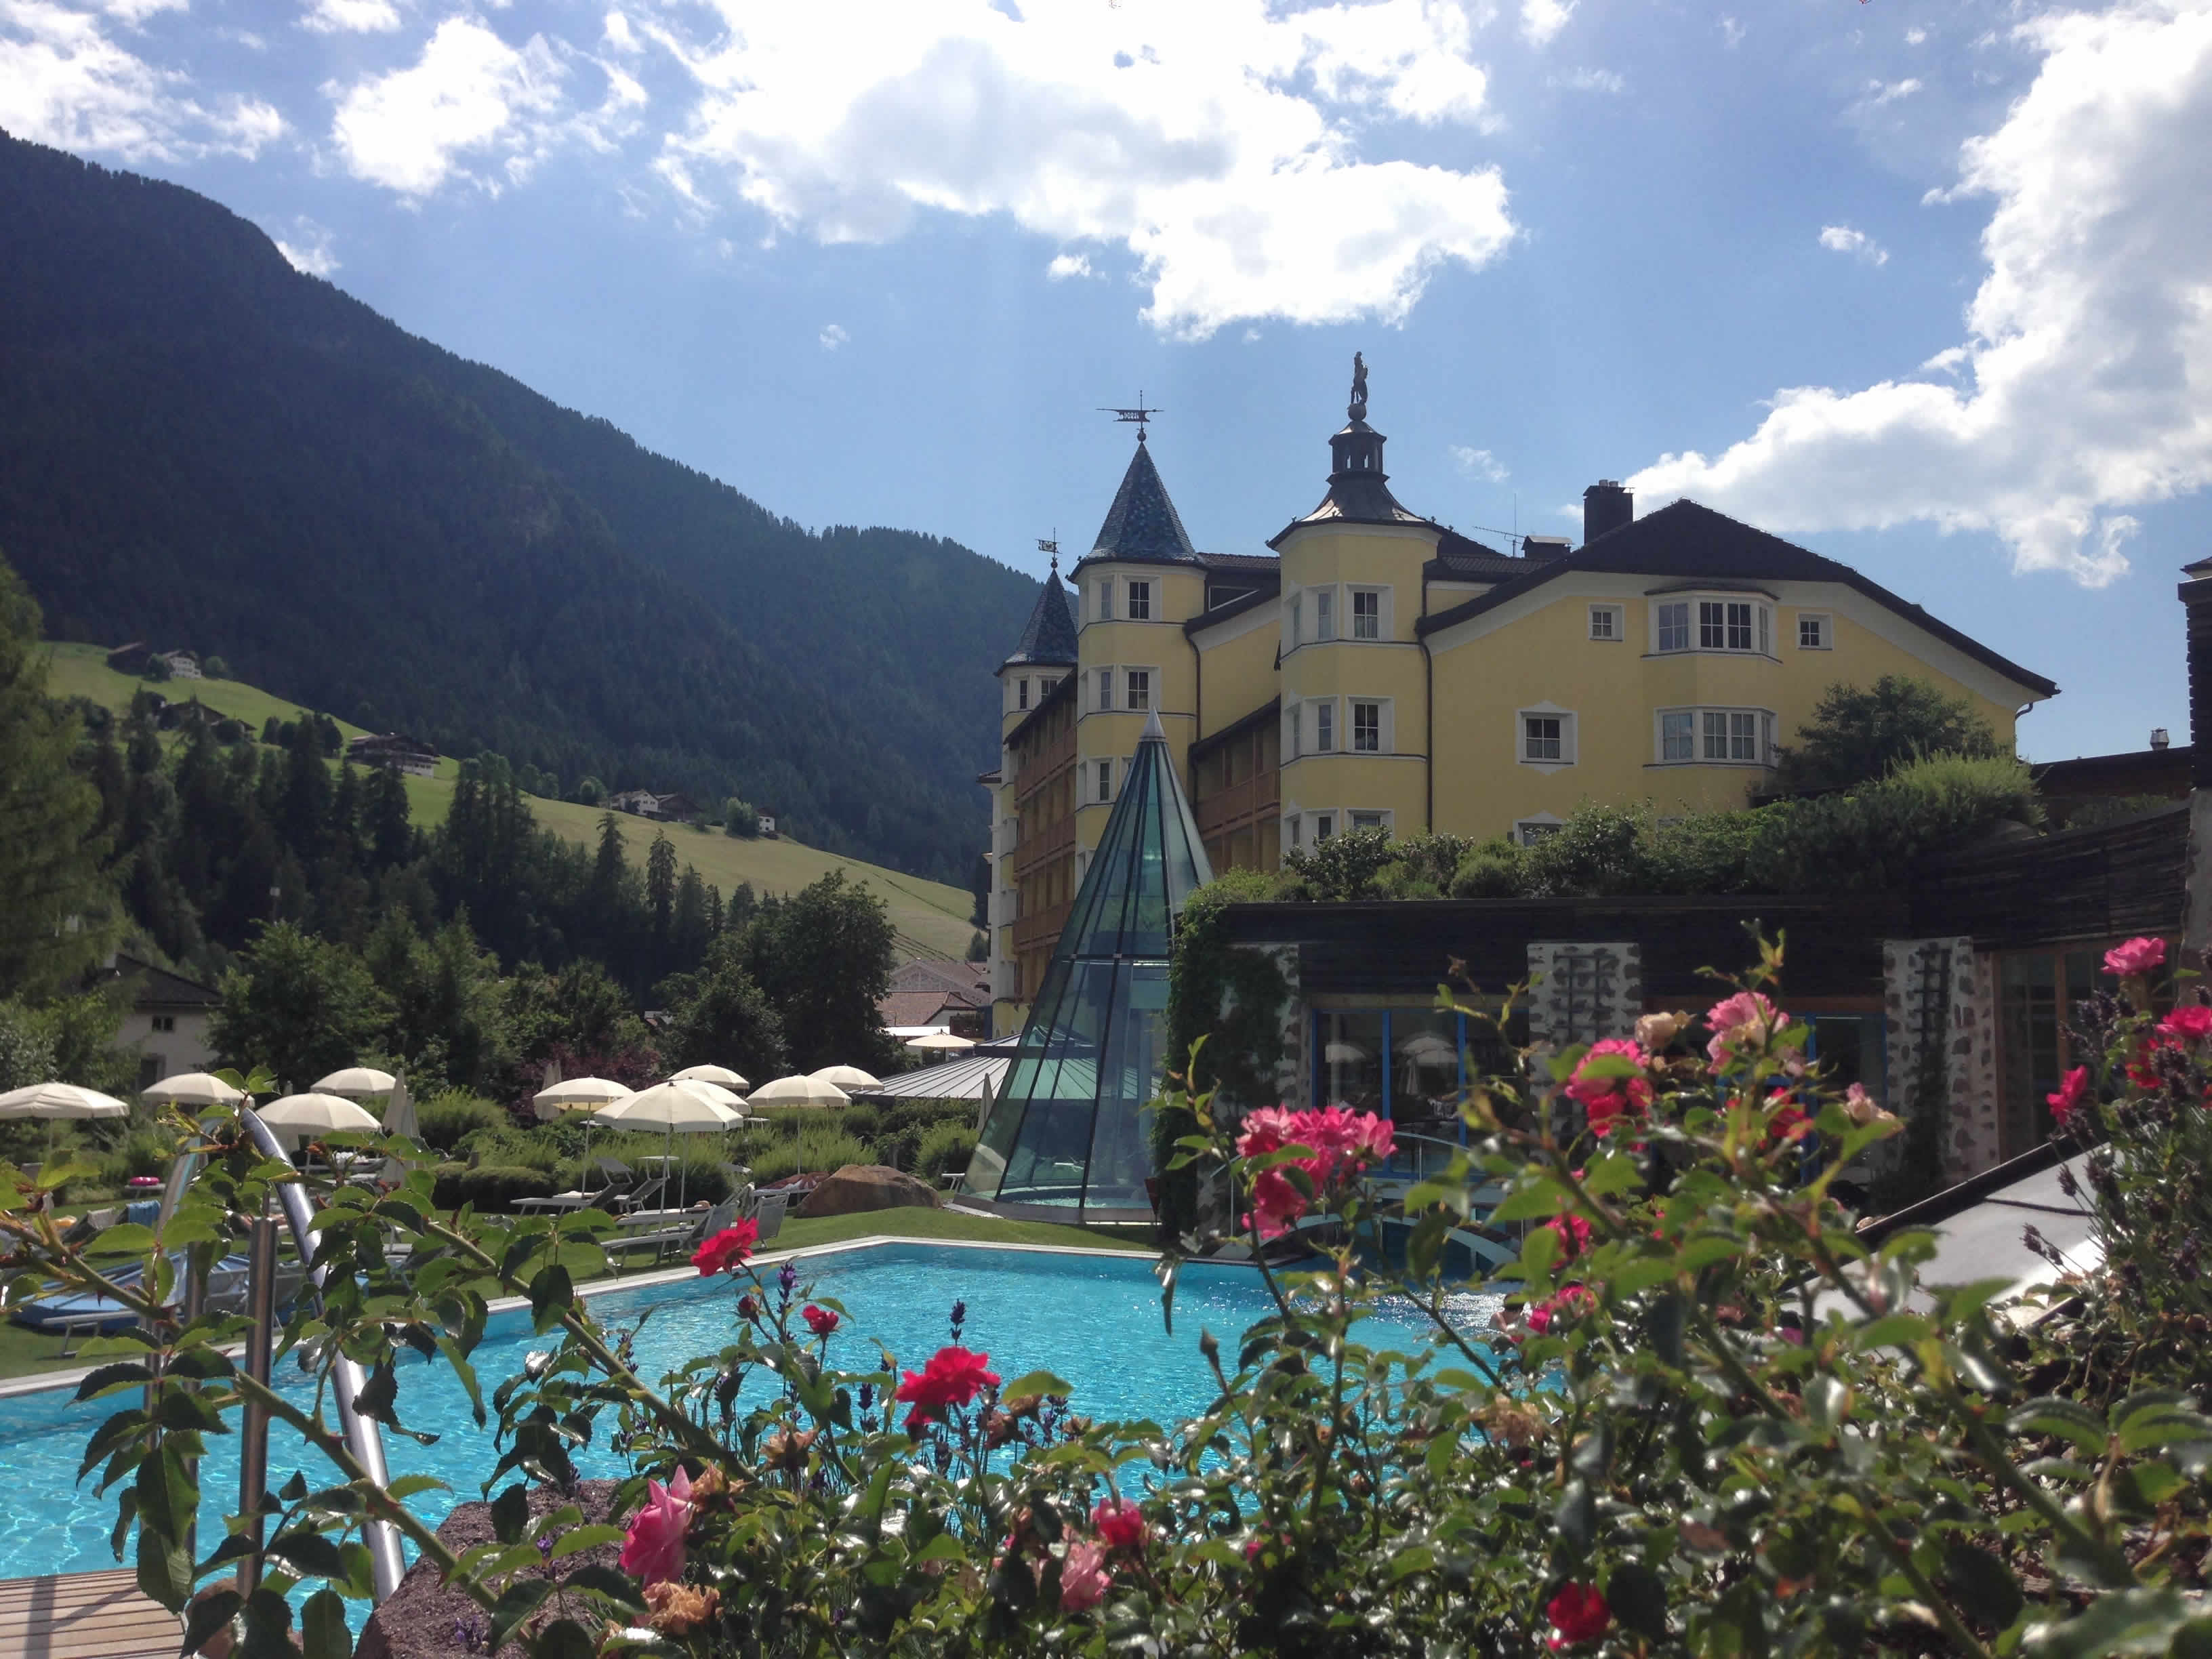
(533, 1077), (633, 1122)
(255, 1093), (380, 1140)
(139, 1072), (245, 1108)
(671, 1064), (750, 1091)
(378, 1076), (419, 1185)
(0, 1081), (130, 1162)
(590, 1081), (743, 1210)
(748, 1073), (850, 1109)
(312, 1067), (397, 1099)
(811, 1065), (881, 1092)
(905, 1031), (975, 1052)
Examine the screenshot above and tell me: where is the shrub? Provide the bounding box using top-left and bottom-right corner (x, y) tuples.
(413, 1089), (507, 1153)
(1448, 836), (1527, 897)
(912, 1118), (977, 1181)
(747, 1126), (869, 1185)
(428, 1162), (556, 1210)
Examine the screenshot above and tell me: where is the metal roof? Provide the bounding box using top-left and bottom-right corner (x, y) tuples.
(860, 1052), (1008, 1101)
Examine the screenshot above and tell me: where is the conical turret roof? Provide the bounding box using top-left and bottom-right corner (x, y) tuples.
(958, 709), (1213, 1219)
(1002, 561), (1078, 669)
(1080, 440), (1202, 567)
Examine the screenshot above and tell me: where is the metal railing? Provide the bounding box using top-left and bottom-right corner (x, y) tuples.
(159, 1109), (407, 1602)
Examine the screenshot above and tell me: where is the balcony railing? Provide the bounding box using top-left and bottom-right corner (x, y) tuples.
(1012, 813), (1074, 882)
(1012, 901), (1071, 956)
(1193, 766), (1279, 838)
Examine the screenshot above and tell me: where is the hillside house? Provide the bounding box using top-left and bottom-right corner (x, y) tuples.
(348, 733), (439, 777)
(99, 954), (220, 1089)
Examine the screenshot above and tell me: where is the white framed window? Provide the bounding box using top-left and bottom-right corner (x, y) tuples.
(1515, 816), (1563, 846)
(1094, 759), (1113, 803)
(1798, 613), (1831, 649)
(1656, 595), (1774, 655)
(1289, 593), (1303, 647)
(1351, 699), (1382, 753)
(1700, 600), (1753, 651)
(1314, 588), (1336, 642)
(1126, 579), (1151, 621)
(1518, 707), (1576, 766)
(1039, 676), (1058, 696)
(1093, 579), (1112, 622)
(1095, 668), (1113, 711)
(150, 1015), (176, 1033)
(1656, 706), (1776, 766)
(1349, 809), (1390, 832)
(1315, 700), (1336, 754)
(1660, 710), (1694, 762)
(1125, 669), (1151, 711)
(1282, 701), (1300, 762)
(1017, 678), (1030, 711)
(1351, 588), (1384, 640)
(1313, 811), (1336, 842)
(1656, 600), (1691, 653)
(1589, 603), (1624, 642)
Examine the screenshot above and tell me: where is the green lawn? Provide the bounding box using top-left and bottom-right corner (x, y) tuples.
(41, 642), (979, 962)
(0, 1208), (1151, 1380)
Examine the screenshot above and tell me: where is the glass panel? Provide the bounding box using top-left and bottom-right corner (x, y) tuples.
(1999, 952), (2060, 1158)
(1389, 1008), (1460, 1136)
(1662, 712), (1693, 761)
(1319, 1009), (1385, 1114)
(1658, 602), (1689, 651)
(1811, 1015), (1880, 1101)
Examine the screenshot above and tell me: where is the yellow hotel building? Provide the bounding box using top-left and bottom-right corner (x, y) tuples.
(983, 373), (2057, 1036)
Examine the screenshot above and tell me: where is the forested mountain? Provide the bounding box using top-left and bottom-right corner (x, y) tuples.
(0, 131), (1038, 884)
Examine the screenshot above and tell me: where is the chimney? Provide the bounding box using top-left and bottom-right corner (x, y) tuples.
(1582, 480), (1632, 546)
(2184, 558), (2212, 790)
(2152, 729), (2171, 750)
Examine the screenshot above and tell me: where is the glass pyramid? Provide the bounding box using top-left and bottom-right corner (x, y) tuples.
(960, 711), (1214, 1220)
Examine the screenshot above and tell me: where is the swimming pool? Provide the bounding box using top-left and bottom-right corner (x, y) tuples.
(0, 1242), (1498, 1585)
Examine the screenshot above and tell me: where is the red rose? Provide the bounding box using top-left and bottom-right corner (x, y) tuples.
(895, 1345), (1000, 1433)
(2047, 1065), (2089, 1130)
(1091, 1498), (1147, 1551)
(691, 1220), (759, 1276)
(1545, 1582), (1611, 1648)
(1525, 1284), (1596, 1336)
(1541, 1214), (1593, 1259)
(2160, 1003), (2212, 1042)
(801, 1303), (840, 1337)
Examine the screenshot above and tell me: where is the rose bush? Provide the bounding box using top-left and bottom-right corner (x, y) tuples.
(3, 935), (2211, 1655)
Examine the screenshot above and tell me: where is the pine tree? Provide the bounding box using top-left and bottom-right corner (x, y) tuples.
(0, 552), (118, 995)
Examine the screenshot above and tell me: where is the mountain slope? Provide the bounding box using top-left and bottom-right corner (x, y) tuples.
(0, 131), (1034, 883)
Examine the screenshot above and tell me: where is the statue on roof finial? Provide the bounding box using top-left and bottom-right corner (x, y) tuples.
(1348, 351), (1368, 422)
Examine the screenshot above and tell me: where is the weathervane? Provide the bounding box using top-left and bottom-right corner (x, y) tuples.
(1099, 393), (1161, 441)
(1037, 531), (1059, 573)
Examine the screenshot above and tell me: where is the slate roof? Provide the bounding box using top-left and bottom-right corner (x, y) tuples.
(108, 954), (219, 1009)
(1185, 579), (1279, 636)
(1414, 499), (2058, 697)
(1002, 569), (1078, 669)
(1076, 441), (1203, 568)
(1200, 552), (1281, 575)
(1425, 529), (1525, 582)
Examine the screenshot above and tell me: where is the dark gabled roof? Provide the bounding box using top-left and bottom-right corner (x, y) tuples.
(109, 954), (219, 1008)
(1001, 569), (1078, 669)
(1185, 572), (1282, 636)
(1414, 499), (2059, 697)
(1200, 551), (1279, 575)
(1004, 662), (1077, 750)
(1074, 441), (1202, 568)
(1425, 529), (1524, 583)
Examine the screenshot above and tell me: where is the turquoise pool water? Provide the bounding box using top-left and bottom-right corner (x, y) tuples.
(0, 1243), (1498, 1585)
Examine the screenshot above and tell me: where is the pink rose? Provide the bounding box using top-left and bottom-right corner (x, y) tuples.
(2160, 1003), (2212, 1042)
(1706, 989), (1788, 1073)
(1250, 1167), (1309, 1240)
(619, 1471), (693, 1585)
(1237, 1104), (1394, 1239)
(1565, 1037), (1653, 1135)
(1540, 1214), (1593, 1260)
(1059, 1539), (1111, 1612)
(2047, 1065), (2089, 1130)
(2104, 937), (2167, 977)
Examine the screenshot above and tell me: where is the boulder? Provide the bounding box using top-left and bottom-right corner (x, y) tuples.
(355, 1480), (621, 1659)
(796, 1163), (938, 1218)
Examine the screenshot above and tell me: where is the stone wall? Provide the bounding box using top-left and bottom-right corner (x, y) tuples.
(1525, 942), (1644, 1047)
(1881, 937), (1999, 1182)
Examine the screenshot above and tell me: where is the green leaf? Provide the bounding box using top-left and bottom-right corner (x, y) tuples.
(2024, 1589), (2191, 1657)
(180, 1589), (242, 1657)
(491, 1483), (531, 1545)
(300, 1591), (350, 1659)
(998, 1370), (1073, 1406)
(548, 1525), (625, 1561)
(527, 1265), (572, 1335)
(2009, 1396), (2110, 1452)
(560, 1565), (644, 1609)
(73, 1361), (153, 1401)
(488, 1578), (558, 1652)
(912, 1533), (966, 1564)
(239, 1589), (296, 1659)
(1580, 1152), (1644, 1195)
(527, 1618), (598, 1659)
(266, 1530), (349, 1578)
(1941, 1542), (2022, 1632)
(1490, 1181), (1571, 1224)
(135, 1513), (192, 1612)
(135, 1443), (198, 1539)
(1606, 1560), (1668, 1641)
(88, 1223), (160, 1256)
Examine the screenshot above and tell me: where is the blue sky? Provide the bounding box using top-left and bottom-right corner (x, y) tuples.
(7, 0), (2210, 762)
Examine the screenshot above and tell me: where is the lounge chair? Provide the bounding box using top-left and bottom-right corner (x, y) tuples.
(605, 1197), (741, 1272)
(751, 1188), (789, 1242)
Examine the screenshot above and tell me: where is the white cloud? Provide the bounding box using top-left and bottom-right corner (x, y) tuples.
(270, 216), (340, 274)
(1905, 26), (1927, 46)
(1631, 2), (2212, 588)
(1450, 445), (1508, 481)
(1519, 0), (1572, 47)
(652, 0), (1514, 337)
(1552, 65), (1621, 93)
(301, 0), (401, 35)
(818, 322), (847, 349)
(1719, 16), (1744, 49)
(0, 0), (286, 160)
(1863, 76), (1923, 106)
(1817, 223), (1887, 265)
(1045, 251), (1092, 279)
(602, 9), (637, 54)
(328, 16), (568, 195)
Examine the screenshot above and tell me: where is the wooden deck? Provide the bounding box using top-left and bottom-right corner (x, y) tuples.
(0, 1571), (180, 1659)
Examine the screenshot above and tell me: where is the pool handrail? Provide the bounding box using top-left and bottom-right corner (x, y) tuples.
(159, 1109), (407, 1602)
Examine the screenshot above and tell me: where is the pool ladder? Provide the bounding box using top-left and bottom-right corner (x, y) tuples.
(157, 1109), (407, 1604)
